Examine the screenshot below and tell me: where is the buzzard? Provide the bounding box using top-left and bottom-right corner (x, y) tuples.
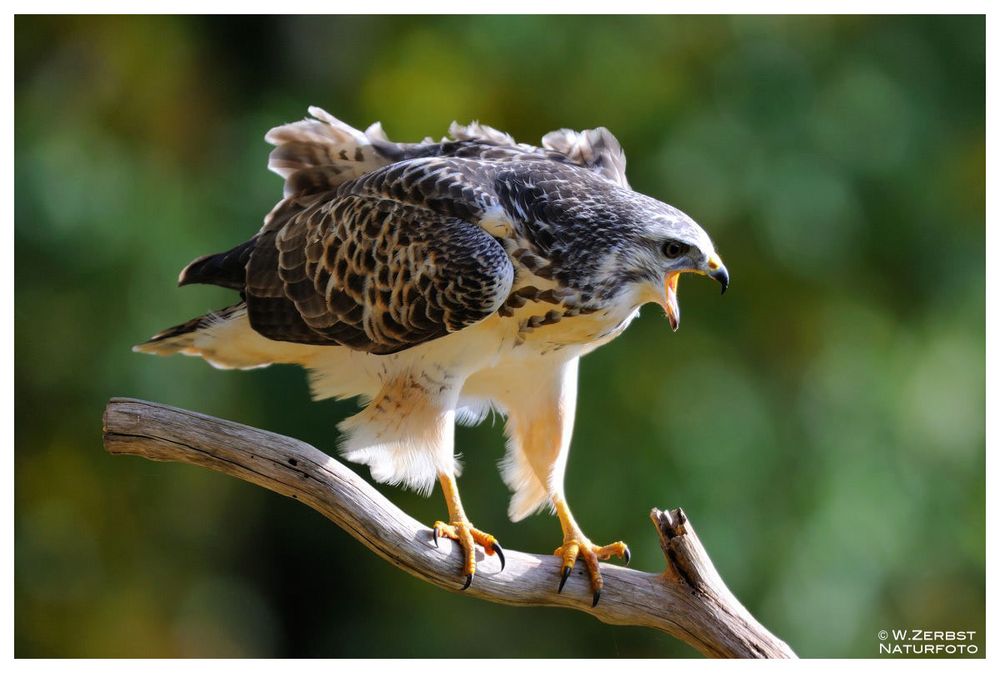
(136, 107), (729, 605)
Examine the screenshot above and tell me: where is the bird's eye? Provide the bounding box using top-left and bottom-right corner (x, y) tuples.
(661, 240), (689, 259)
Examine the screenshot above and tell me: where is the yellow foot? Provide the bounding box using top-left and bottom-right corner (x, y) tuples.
(432, 520), (505, 590)
(554, 537), (630, 607)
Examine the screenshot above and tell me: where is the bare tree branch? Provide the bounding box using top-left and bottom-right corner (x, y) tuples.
(102, 397), (796, 658)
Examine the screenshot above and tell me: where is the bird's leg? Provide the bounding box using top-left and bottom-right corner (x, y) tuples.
(551, 494), (630, 607)
(431, 471), (505, 589)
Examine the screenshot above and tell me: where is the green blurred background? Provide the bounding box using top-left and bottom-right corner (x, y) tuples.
(15, 15), (984, 658)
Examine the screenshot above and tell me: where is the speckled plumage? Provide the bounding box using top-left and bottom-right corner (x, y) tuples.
(137, 107), (727, 529)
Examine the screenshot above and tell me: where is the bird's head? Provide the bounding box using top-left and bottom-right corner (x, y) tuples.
(623, 203), (729, 331)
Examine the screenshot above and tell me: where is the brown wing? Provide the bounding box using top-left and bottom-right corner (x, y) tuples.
(243, 193), (515, 355)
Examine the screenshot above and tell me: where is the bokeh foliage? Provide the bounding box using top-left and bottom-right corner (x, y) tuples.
(15, 15), (984, 657)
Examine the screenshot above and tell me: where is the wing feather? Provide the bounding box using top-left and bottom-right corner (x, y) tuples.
(175, 107), (631, 355)
(265, 106), (631, 199)
(245, 192), (514, 355)
(541, 127), (630, 188)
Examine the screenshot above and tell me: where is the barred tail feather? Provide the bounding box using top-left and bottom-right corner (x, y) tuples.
(133, 303), (317, 370)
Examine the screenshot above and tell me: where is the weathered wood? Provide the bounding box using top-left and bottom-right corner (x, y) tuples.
(102, 397), (796, 658)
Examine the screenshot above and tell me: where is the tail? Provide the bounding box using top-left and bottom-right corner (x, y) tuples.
(135, 106), (395, 370)
(133, 302), (314, 370)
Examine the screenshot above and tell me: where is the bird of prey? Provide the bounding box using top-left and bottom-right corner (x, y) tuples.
(136, 106), (729, 606)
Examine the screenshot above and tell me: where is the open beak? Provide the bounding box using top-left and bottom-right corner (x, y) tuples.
(657, 253), (729, 332)
(661, 272), (681, 332)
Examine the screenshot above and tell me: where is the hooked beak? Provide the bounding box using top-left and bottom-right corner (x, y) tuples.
(706, 252), (729, 295)
(656, 252), (729, 332)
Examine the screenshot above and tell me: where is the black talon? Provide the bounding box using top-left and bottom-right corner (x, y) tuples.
(433, 527), (439, 548)
(492, 542), (506, 571)
(557, 566), (571, 593)
(623, 546), (631, 566)
(461, 573), (474, 591)
(592, 589), (602, 608)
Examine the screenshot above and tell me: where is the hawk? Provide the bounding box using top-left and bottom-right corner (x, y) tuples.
(136, 107), (729, 605)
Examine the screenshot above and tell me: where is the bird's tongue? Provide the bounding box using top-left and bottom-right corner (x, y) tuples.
(662, 272), (681, 332)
